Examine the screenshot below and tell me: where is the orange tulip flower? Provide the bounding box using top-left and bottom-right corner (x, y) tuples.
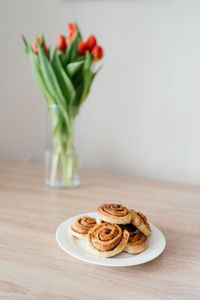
(91, 45), (103, 60)
(57, 34), (67, 51)
(85, 35), (96, 52)
(78, 41), (87, 56)
(67, 23), (76, 42)
(32, 37), (48, 56)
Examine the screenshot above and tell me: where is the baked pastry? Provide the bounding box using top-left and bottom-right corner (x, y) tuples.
(69, 216), (97, 239)
(120, 223), (137, 233)
(121, 224), (148, 254)
(124, 231), (147, 254)
(130, 210), (151, 236)
(88, 222), (130, 257)
(98, 204), (132, 224)
(97, 218), (105, 224)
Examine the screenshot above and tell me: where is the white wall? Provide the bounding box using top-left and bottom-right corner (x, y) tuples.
(0, 0), (200, 185)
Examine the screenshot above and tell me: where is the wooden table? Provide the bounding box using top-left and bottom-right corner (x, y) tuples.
(0, 160), (200, 299)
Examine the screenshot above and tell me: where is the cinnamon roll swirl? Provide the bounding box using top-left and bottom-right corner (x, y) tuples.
(69, 216), (97, 239)
(98, 204), (132, 224)
(130, 210), (151, 236)
(121, 224), (148, 254)
(88, 223), (130, 257)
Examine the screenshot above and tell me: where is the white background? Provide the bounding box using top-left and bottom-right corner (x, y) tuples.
(0, 0), (200, 185)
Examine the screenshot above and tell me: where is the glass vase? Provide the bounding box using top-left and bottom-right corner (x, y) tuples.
(45, 104), (80, 189)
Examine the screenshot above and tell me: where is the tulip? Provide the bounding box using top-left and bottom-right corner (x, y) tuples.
(32, 37), (41, 54)
(98, 46), (103, 59)
(78, 41), (87, 56)
(42, 44), (49, 57)
(67, 23), (76, 42)
(85, 35), (97, 52)
(91, 45), (103, 60)
(68, 23), (76, 34)
(32, 37), (48, 56)
(57, 34), (67, 51)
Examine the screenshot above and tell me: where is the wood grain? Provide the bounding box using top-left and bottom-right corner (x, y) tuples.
(0, 159), (200, 299)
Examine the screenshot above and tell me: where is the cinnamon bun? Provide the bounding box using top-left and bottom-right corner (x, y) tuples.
(88, 223), (129, 257)
(98, 204), (131, 224)
(69, 216), (97, 239)
(121, 224), (148, 254)
(130, 210), (151, 236)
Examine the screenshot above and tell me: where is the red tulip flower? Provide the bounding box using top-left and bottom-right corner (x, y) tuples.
(32, 37), (42, 54)
(57, 34), (67, 51)
(42, 44), (49, 57)
(67, 23), (76, 42)
(91, 45), (103, 60)
(78, 41), (87, 56)
(32, 37), (48, 56)
(85, 35), (97, 52)
(68, 23), (76, 33)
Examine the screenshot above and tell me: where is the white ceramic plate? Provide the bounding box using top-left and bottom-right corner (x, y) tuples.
(56, 212), (166, 267)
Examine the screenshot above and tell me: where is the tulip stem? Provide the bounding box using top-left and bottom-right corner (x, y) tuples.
(48, 107), (78, 188)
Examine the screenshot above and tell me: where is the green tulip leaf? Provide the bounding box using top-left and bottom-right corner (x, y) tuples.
(52, 49), (76, 105)
(69, 31), (82, 62)
(64, 42), (73, 65)
(37, 42), (72, 128)
(22, 35), (54, 105)
(75, 23), (83, 41)
(74, 56), (85, 62)
(37, 42), (66, 106)
(79, 51), (93, 104)
(66, 61), (84, 77)
(86, 65), (103, 95)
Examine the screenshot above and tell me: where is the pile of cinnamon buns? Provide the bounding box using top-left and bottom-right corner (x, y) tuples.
(69, 204), (151, 258)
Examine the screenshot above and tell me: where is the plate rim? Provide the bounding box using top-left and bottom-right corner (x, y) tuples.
(56, 211), (166, 267)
